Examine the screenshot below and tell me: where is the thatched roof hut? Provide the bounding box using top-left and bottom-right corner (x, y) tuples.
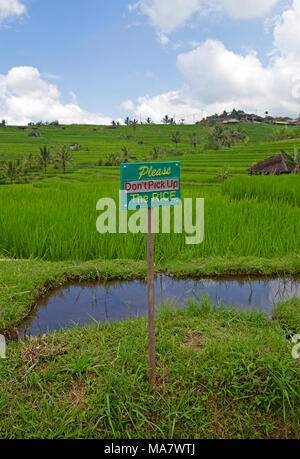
(247, 154), (296, 175)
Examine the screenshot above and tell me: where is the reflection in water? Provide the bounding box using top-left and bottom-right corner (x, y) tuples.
(19, 276), (300, 337)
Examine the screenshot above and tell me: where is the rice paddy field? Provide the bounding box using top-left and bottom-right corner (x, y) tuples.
(0, 122), (299, 439)
(0, 123), (299, 262)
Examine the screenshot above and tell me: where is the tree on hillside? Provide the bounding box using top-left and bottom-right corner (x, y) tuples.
(145, 117), (153, 124)
(130, 119), (139, 137)
(24, 153), (36, 171)
(54, 145), (73, 174)
(120, 146), (135, 163)
(189, 132), (201, 151)
(0, 160), (22, 184)
(124, 117), (131, 126)
(37, 146), (52, 176)
(162, 115), (170, 124)
(170, 131), (182, 152)
(0, 120), (6, 128)
(104, 153), (121, 166)
(207, 124), (249, 150)
(148, 146), (162, 161)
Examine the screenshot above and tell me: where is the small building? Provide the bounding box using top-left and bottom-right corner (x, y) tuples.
(223, 119), (240, 125)
(247, 154), (296, 175)
(69, 143), (82, 151)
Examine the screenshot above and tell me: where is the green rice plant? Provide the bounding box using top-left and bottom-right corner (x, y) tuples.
(222, 175), (300, 207)
(0, 180), (299, 261)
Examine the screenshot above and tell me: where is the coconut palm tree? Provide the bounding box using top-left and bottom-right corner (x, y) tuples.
(189, 132), (201, 151)
(148, 147), (162, 161)
(130, 119), (139, 137)
(120, 146), (133, 163)
(171, 131), (182, 152)
(24, 153), (36, 171)
(54, 145), (73, 174)
(0, 160), (22, 184)
(37, 146), (52, 176)
(105, 153), (121, 166)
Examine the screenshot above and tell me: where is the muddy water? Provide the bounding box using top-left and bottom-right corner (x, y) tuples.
(19, 276), (300, 337)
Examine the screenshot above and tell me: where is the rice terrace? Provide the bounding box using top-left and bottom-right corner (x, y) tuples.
(0, 0), (300, 444)
(0, 118), (299, 440)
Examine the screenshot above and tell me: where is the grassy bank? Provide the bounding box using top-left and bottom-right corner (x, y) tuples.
(0, 296), (299, 439)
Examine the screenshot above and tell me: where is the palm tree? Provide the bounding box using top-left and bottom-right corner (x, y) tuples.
(281, 146), (300, 174)
(162, 115), (170, 124)
(130, 119), (139, 138)
(0, 160), (22, 184)
(124, 117), (131, 126)
(105, 153), (121, 166)
(24, 153), (36, 171)
(120, 146), (133, 163)
(148, 147), (162, 160)
(171, 131), (182, 152)
(145, 117), (152, 124)
(37, 146), (52, 176)
(208, 125), (248, 150)
(189, 132), (201, 151)
(54, 145), (73, 174)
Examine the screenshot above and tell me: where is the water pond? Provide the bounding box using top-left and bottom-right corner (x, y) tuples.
(18, 275), (300, 337)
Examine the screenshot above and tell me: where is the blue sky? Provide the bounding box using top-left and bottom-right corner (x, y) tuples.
(0, 0), (300, 124)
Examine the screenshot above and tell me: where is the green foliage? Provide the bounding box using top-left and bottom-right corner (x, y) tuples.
(273, 298), (300, 335)
(271, 126), (300, 141)
(222, 174), (300, 206)
(53, 145), (73, 174)
(206, 124), (249, 150)
(0, 159), (23, 184)
(216, 165), (232, 181)
(37, 146), (52, 176)
(0, 298), (299, 438)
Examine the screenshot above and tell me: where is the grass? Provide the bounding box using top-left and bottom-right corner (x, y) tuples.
(273, 299), (300, 335)
(0, 179), (299, 261)
(222, 175), (300, 207)
(0, 296), (299, 439)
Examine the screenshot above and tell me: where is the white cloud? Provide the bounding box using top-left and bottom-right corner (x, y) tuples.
(215, 0), (280, 20)
(125, 0), (300, 120)
(0, 67), (112, 125)
(0, 0), (26, 22)
(123, 89), (208, 123)
(273, 0), (300, 57)
(120, 99), (136, 111)
(129, 0), (281, 34)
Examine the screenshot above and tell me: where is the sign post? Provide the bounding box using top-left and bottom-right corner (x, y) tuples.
(147, 206), (156, 386)
(121, 162), (181, 386)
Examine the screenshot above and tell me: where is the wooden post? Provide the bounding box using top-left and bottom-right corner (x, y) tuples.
(147, 206), (156, 387)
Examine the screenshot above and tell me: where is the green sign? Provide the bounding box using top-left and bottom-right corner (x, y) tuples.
(120, 161), (181, 209)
